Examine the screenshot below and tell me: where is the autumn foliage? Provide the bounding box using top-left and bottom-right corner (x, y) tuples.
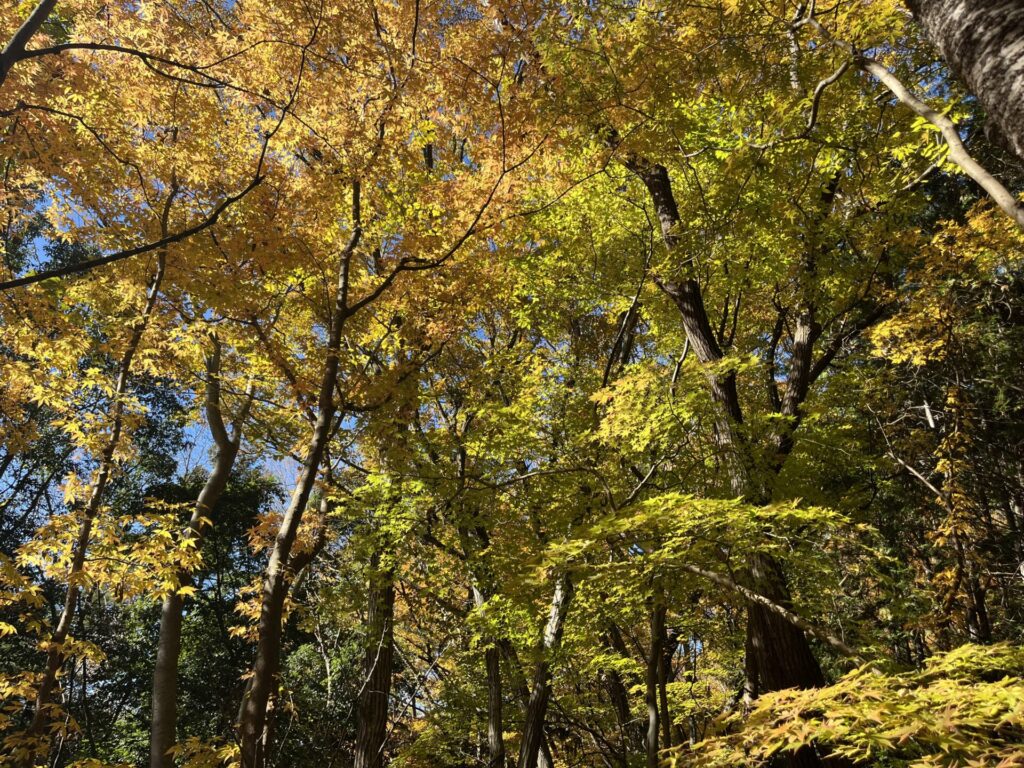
(1, 1), (1024, 767)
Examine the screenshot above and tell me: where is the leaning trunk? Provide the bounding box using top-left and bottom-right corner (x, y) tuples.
(907, 0), (1024, 162)
(237, 182), (360, 768)
(20, 251), (167, 763)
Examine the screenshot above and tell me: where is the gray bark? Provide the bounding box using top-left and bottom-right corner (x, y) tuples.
(516, 573), (573, 768)
(908, 0), (1024, 162)
(150, 344), (250, 768)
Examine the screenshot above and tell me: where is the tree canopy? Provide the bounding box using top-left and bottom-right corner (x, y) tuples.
(2, 1), (1024, 767)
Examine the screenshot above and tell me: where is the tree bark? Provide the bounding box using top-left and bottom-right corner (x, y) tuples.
(745, 554), (826, 692)
(631, 161), (830, 766)
(353, 559), (395, 768)
(907, 0), (1024, 163)
(645, 602), (665, 768)
(237, 182), (360, 768)
(659, 625), (676, 751)
(19, 236), (171, 764)
(485, 644), (507, 768)
(517, 573), (573, 768)
(150, 343), (250, 768)
(0, 0), (56, 87)
(603, 624), (639, 766)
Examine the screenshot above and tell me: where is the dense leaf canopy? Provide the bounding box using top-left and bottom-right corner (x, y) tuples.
(1, 1), (1023, 767)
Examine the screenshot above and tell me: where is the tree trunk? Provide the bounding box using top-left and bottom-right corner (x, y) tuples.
(20, 249), (168, 764)
(907, 0), (1024, 162)
(602, 625), (636, 766)
(471, 585), (508, 768)
(353, 561), (395, 768)
(485, 644), (507, 768)
(150, 363), (243, 768)
(237, 182), (360, 768)
(645, 602), (665, 768)
(745, 554), (826, 693)
(631, 161), (829, 766)
(517, 573), (573, 768)
(499, 639), (555, 768)
(659, 626), (677, 750)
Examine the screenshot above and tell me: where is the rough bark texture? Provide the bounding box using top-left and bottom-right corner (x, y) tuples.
(517, 574), (573, 768)
(485, 645), (507, 768)
(353, 563), (395, 768)
(631, 160), (830, 767)
(907, 0), (1024, 162)
(500, 639), (555, 768)
(746, 554), (827, 692)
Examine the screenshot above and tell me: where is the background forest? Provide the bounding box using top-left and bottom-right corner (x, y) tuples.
(2, 1), (1024, 767)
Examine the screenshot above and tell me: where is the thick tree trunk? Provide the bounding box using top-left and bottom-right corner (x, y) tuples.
(745, 554), (826, 692)
(631, 161), (829, 766)
(517, 574), (573, 768)
(485, 645), (507, 768)
(907, 0), (1024, 162)
(353, 561), (395, 768)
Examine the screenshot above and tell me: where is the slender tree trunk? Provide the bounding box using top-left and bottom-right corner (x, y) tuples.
(19, 250), (168, 764)
(907, 0), (1024, 162)
(237, 183), (360, 768)
(605, 621), (643, 758)
(353, 559), (395, 768)
(499, 638), (555, 768)
(604, 666), (632, 762)
(645, 602), (665, 768)
(517, 573), (573, 768)
(659, 626), (676, 750)
(471, 584), (508, 768)
(150, 346), (249, 768)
